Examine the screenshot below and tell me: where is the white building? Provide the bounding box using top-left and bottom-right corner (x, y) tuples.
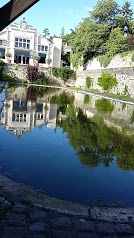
(0, 18), (62, 67)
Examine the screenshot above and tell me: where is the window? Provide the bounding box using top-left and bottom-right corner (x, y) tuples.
(38, 45), (46, 52)
(0, 40), (6, 46)
(41, 46), (44, 51)
(45, 46), (48, 51)
(15, 38), (30, 49)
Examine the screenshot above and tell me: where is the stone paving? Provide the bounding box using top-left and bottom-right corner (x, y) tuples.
(0, 195), (134, 238)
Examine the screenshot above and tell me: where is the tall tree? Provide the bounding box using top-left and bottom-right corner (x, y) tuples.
(60, 27), (65, 37)
(90, 0), (120, 28)
(43, 28), (50, 38)
(120, 1), (133, 33)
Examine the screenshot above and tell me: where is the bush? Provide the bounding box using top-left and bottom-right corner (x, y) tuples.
(52, 67), (75, 82)
(98, 72), (118, 90)
(36, 72), (49, 85)
(95, 99), (114, 114)
(2, 71), (16, 82)
(86, 76), (92, 88)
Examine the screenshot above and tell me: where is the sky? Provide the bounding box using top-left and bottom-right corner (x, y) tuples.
(0, 0), (134, 36)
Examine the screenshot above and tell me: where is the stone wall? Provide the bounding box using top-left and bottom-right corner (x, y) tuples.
(85, 53), (134, 70)
(76, 67), (134, 98)
(3, 64), (65, 86)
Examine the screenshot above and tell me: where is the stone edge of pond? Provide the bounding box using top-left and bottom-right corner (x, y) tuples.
(1, 174), (134, 224)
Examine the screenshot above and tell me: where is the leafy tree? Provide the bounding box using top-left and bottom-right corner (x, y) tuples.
(90, 0), (120, 28)
(70, 18), (110, 61)
(43, 28), (50, 38)
(106, 27), (127, 55)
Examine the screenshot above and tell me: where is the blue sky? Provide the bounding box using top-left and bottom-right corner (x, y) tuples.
(0, 0), (134, 36)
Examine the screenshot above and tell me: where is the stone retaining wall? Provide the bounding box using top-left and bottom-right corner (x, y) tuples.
(76, 67), (134, 98)
(3, 64), (65, 86)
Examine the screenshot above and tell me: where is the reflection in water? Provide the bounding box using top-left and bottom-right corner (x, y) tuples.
(0, 85), (134, 205)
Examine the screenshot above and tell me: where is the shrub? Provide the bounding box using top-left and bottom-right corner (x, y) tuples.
(52, 67), (75, 82)
(86, 76), (92, 88)
(2, 71), (16, 82)
(98, 72), (118, 90)
(95, 99), (114, 114)
(36, 72), (49, 85)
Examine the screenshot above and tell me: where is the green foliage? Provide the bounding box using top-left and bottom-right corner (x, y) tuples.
(106, 27), (127, 56)
(52, 67), (75, 81)
(70, 18), (110, 60)
(84, 94), (90, 104)
(98, 72), (118, 90)
(70, 52), (84, 70)
(97, 54), (112, 67)
(47, 58), (52, 65)
(50, 92), (74, 105)
(5, 52), (12, 58)
(2, 71), (16, 82)
(131, 111), (134, 123)
(90, 0), (119, 27)
(0, 205), (12, 221)
(36, 72), (49, 85)
(95, 99), (114, 114)
(58, 105), (134, 170)
(20, 198), (32, 206)
(131, 52), (134, 62)
(86, 76), (92, 88)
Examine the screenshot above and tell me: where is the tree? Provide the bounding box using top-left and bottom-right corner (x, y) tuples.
(43, 28), (50, 38)
(89, 0), (120, 28)
(120, 1), (133, 34)
(70, 18), (110, 61)
(106, 27), (127, 55)
(60, 27), (65, 37)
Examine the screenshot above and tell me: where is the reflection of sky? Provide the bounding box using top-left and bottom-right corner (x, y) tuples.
(0, 124), (134, 207)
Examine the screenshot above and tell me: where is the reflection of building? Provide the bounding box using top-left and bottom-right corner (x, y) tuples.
(0, 18), (62, 67)
(1, 99), (57, 138)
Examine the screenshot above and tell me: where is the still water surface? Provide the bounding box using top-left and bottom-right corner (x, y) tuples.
(0, 84), (134, 206)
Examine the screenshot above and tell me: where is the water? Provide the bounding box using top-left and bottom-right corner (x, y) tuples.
(0, 84), (134, 206)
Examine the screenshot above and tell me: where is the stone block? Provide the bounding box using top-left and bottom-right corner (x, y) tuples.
(115, 224), (133, 234)
(30, 211), (46, 222)
(96, 223), (115, 234)
(29, 222), (50, 233)
(75, 219), (94, 231)
(49, 217), (72, 228)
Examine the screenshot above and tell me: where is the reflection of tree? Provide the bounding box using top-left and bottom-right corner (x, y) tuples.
(95, 99), (114, 114)
(50, 93), (74, 105)
(26, 86), (48, 102)
(58, 106), (134, 170)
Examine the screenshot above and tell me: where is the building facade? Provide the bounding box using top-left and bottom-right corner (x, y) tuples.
(0, 18), (62, 67)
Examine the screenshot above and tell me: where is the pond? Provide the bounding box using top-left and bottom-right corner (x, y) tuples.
(0, 84), (134, 207)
